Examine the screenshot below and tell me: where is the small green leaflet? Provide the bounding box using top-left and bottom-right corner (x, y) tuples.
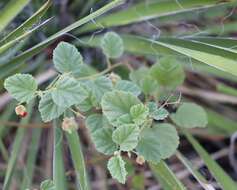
(171, 103), (208, 128)
(130, 103), (149, 125)
(147, 102), (169, 120)
(85, 113), (110, 134)
(101, 32), (124, 58)
(39, 93), (66, 122)
(40, 179), (55, 190)
(4, 74), (37, 103)
(129, 67), (158, 95)
(136, 123), (179, 163)
(101, 90), (141, 126)
(112, 124), (140, 151)
(85, 76), (113, 103)
(92, 127), (117, 155)
(77, 84), (98, 112)
(114, 80), (141, 96)
(150, 57), (185, 88)
(140, 75), (159, 95)
(53, 42), (84, 77)
(116, 114), (133, 126)
(51, 76), (88, 108)
(107, 155), (127, 184)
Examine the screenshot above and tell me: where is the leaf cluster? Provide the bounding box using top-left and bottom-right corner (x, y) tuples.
(4, 32), (208, 184)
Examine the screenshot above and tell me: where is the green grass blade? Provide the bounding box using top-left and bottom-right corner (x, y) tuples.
(20, 127), (42, 190)
(83, 34), (237, 76)
(0, 0), (52, 46)
(66, 132), (91, 190)
(0, 0), (30, 32)
(184, 131), (237, 190)
(183, 61), (237, 83)
(3, 101), (34, 190)
(206, 109), (237, 136)
(176, 151), (215, 190)
(0, 0), (125, 79)
(0, 139), (8, 161)
(0, 17), (52, 55)
(79, 0), (234, 33)
(186, 37), (237, 49)
(217, 83), (237, 97)
(53, 119), (67, 190)
(149, 161), (186, 190)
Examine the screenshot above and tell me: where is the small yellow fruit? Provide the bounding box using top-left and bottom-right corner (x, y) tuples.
(136, 155), (145, 165)
(61, 117), (78, 134)
(15, 105), (27, 118)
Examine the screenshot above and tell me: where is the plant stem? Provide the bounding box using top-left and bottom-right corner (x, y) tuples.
(76, 62), (123, 80)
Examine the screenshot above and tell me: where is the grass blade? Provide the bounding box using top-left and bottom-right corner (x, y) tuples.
(53, 119), (67, 190)
(184, 131), (237, 190)
(149, 161), (186, 190)
(0, 0), (125, 79)
(176, 151), (215, 190)
(0, 17), (52, 55)
(3, 101), (34, 190)
(0, 0), (30, 32)
(79, 0), (234, 33)
(66, 131), (90, 190)
(20, 126), (42, 190)
(206, 109), (237, 136)
(0, 0), (52, 46)
(217, 83), (237, 97)
(83, 34), (237, 76)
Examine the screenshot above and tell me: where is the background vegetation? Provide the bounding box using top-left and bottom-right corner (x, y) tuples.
(0, 0), (237, 189)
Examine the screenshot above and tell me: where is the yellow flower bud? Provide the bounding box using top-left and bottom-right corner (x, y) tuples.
(136, 155), (145, 165)
(61, 117), (78, 134)
(109, 72), (121, 85)
(15, 105), (27, 117)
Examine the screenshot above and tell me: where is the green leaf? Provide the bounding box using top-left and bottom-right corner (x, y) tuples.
(129, 67), (158, 95)
(148, 102), (169, 121)
(92, 127), (117, 155)
(39, 93), (66, 122)
(130, 104), (149, 125)
(150, 57), (185, 88)
(40, 180), (55, 190)
(77, 94), (96, 112)
(101, 90), (140, 126)
(85, 113), (110, 134)
(185, 131), (237, 190)
(85, 76), (113, 103)
(153, 108), (169, 121)
(107, 155), (127, 184)
(112, 124), (140, 151)
(53, 42), (84, 76)
(171, 103), (208, 128)
(116, 114), (133, 126)
(136, 123), (179, 163)
(4, 74), (37, 103)
(114, 80), (141, 96)
(101, 32), (124, 58)
(51, 76), (88, 108)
